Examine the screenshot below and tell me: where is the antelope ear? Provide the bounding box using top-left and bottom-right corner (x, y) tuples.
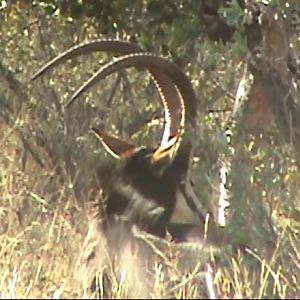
(91, 127), (137, 159)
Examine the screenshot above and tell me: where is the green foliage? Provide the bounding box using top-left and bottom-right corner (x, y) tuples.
(219, 0), (244, 27)
(0, 0), (299, 298)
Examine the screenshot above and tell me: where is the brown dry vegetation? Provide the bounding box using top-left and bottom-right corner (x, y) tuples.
(1, 1), (300, 299)
(0, 127), (84, 298)
(1, 129), (299, 298)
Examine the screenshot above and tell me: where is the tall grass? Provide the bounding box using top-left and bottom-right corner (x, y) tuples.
(0, 5), (299, 298)
(1, 125), (299, 298)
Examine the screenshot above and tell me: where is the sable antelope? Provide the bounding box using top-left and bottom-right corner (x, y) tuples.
(30, 40), (205, 238)
(31, 40), (221, 296)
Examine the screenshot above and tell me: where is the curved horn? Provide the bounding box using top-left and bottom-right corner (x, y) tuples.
(66, 53), (197, 126)
(30, 40), (142, 81)
(64, 53), (197, 156)
(31, 41), (197, 159)
(30, 40), (185, 143)
(30, 40), (190, 130)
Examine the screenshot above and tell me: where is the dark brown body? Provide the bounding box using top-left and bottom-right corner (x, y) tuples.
(97, 142), (203, 242)
(31, 40), (215, 298)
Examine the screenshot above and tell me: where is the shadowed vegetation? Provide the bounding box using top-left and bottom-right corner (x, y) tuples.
(0, 0), (299, 298)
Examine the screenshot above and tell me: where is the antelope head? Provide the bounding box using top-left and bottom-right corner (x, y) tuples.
(31, 40), (204, 241)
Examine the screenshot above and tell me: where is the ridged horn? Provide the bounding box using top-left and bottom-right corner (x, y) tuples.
(30, 40), (185, 146)
(31, 40), (197, 159)
(64, 53), (197, 157)
(30, 40), (142, 81)
(65, 52), (197, 127)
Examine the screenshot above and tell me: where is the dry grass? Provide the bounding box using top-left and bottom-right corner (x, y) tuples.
(0, 125), (214, 298)
(0, 126), (84, 298)
(1, 123), (299, 299)
(0, 6), (299, 297)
